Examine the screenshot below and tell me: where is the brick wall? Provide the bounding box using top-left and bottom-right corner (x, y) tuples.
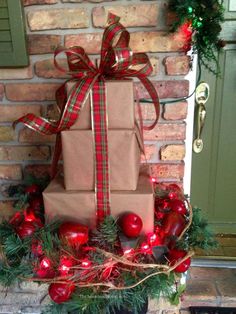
(0, 0), (190, 220)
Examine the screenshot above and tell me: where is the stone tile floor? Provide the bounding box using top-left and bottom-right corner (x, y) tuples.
(148, 266), (236, 314)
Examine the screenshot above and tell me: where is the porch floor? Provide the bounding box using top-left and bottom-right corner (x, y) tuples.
(148, 266), (236, 314)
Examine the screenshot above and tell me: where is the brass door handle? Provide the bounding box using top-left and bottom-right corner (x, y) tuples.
(193, 82), (210, 153)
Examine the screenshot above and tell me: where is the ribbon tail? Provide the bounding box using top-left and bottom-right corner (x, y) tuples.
(13, 113), (58, 135)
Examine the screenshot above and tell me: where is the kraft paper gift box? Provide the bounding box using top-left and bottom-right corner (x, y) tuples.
(61, 128), (143, 191)
(67, 80), (135, 130)
(43, 165), (154, 234)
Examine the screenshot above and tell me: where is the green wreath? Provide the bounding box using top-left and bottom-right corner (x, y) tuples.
(169, 0), (224, 75)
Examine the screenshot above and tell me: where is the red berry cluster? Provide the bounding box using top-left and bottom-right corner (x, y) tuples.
(10, 184), (44, 238)
(154, 184), (191, 273)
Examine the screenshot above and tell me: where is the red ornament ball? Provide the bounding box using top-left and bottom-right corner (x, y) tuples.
(58, 255), (75, 276)
(25, 184), (41, 196)
(170, 199), (187, 215)
(120, 213), (143, 238)
(48, 282), (75, 304)
(16, 220), (43, 239)
(59, 222), (89, 247)
(168, 249), (191, 273)
(155, 198), (170, 212)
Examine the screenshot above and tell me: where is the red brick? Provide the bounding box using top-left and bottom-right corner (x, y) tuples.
(0, 126), (15, 142)
(144, 123), (186, 141)
(0, 201), (15, 220)
(163, 102), (188, 120)
(0, 105), (41, 122)
(23, 0), (57, 5)
(129, 31), (186, 53)
(164, 56), (190, 75)
(24, 164), (63, 178)
(139, 102), (163, 121)
(0, 66), (33, 80)
(5, 84), (60, 101)
(93, 4), (158, 28)
(0, 146), (50, 161)
(135, 80), (189, 99)
(166, 12), (178, 26)
(35, 59), (68, 79)
(65, 33), (103, 54)
(65, 31), (187, 54)
(27, 35), (61, 55)
(19, 128), (56, 143)
(0, 165), (22, 180)
(28, 8), (89, 31)
(0, 84), (4, 101)
(160, 144), (185, 161)
(150, 163), (184, 180)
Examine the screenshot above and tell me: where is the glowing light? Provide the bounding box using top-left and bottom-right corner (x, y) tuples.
(24, 208), (37, 222)
(124, 248), (134, 255)
(151, 177), (156, 183)
(40, 257), (51, 269)
(81, 259), (91, 268)
(140, 242), (152, 254)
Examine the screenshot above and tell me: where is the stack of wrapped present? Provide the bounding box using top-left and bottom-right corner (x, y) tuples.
(43, 79), (154, 234)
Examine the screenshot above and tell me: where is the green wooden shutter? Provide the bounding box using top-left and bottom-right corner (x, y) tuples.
(0, 0), (28, 67)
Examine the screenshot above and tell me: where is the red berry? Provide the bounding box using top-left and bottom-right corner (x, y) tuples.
(168, 249), (191, 273)
(16, 222), (37, 239)
(31, 240), (43, 257)
(59, 222), (89, 247)
(120, 213), (143, 238)
(25, 184), (41, 196)
(48, 282), (75, 304)
(170, 199), (187, 215)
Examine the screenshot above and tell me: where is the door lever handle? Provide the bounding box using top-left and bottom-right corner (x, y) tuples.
(193, 82), (210, 153)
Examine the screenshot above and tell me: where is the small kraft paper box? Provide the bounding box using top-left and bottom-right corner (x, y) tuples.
(43, 165), (154, 234)
(62, 128), (143, 191)
(67, 80), (135, 130)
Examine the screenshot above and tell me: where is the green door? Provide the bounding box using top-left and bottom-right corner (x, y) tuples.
(190, 1), (236, 234)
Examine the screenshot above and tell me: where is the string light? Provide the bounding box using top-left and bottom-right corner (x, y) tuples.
(40, 257), (52, 269)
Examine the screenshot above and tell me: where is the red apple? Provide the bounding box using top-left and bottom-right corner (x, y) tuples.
(162, 211), (186, 237)
(120, 213), (143, 238)
(170, 199), (187, 215)
(16, 220), (43, 239)
(168, 249), (191, 273)
(59, 222), (89, 247)
(48, 282), (75, 304)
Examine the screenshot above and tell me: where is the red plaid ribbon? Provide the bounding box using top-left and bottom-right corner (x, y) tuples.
(14, 13), (160, 223)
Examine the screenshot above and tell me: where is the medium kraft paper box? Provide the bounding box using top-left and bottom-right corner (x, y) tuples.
(67, 80), (135, 130)
(43, 165), (154, 234)
(62, 128), (142, 191)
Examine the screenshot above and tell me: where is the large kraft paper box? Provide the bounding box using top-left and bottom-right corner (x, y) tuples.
(67, 80), (135, 130)
(62, 128), (142, 191)
(43, 166), (154, 234)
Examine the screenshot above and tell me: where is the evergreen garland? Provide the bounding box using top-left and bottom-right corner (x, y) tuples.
(0, 179), (217, 313)
(169, 0), (224, 75)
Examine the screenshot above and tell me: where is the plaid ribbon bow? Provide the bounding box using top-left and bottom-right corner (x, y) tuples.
(14, 13), (160, 224)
